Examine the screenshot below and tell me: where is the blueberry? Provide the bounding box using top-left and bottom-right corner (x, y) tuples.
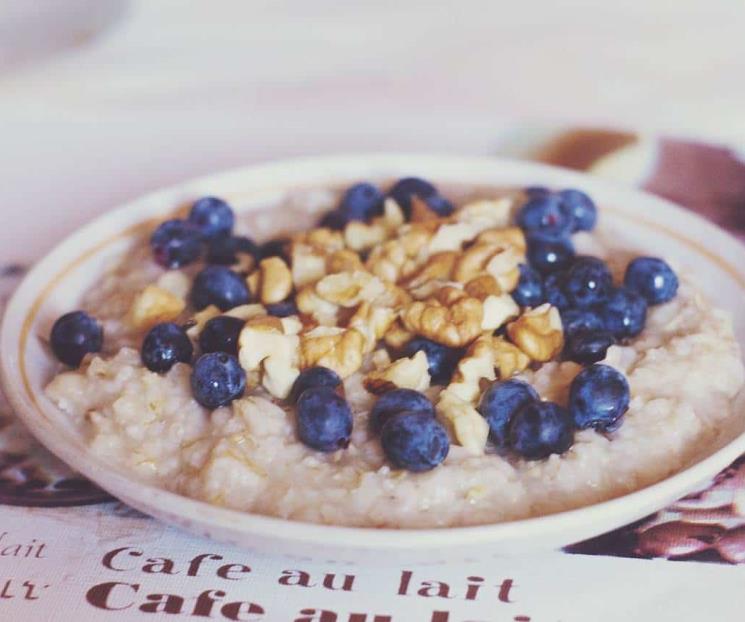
(423, 194), (455, 217)
(600, 286), (647, 339)
(296, 386), (353, 452)
(509, 401), (574, 460)
(188, 197), (235, 240)
(49, 310), (103, 367)
(369, 388), (434, 433)
(525, 185), (551, 197)
(517, 195), (575, 238)
(206, 235), (258, 266)
(191, 266), (251, 311)
(266, 299), (298, 318)
(141, 322), (193, 372)
(563, 256), (613, 308)
(560, 307), (604, 337)
(544, 272), (571, 310)
(402, 338), (460, 385)
(190, 352), (246, 409)
(526, 234), (575, 274)
(568, 363), (629, 431)
(512, 263), (545, 308)
(338, 182), (385, 222)
(564, 329), (614, 365)
(381, 411), (449, 472)
(198, 316), (245, 355)
(317, 210), (349, 231)
(257, 238), (291, 263)
(150, 219), (203, 269)
(387, 177), (438, 218)
(558, 189), (597, 232)
(478, 379), (539, 448)
(289, 366), (343, 404)
(624, 257), (679, 305)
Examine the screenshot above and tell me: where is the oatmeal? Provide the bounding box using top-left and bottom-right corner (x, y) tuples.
(44, 180), (745, 528)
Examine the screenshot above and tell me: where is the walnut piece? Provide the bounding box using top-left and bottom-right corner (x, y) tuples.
(315, 270), (386, 307)
(481, 294), (520, 331)
(299, 326), (365, 378)
(348, 302), (397, 354)
(436, 389), (489, 456)
(401, 296), (483, 348)
(296, 285), (339, 326)
(127, 285), (185, 330)
(507, 303), (564, 362)
(257, 257), (293, 304)
(364, 351), (431, 394)
(291, 242), (327, 288)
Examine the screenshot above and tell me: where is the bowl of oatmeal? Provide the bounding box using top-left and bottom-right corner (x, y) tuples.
(2, 154), (745, 563)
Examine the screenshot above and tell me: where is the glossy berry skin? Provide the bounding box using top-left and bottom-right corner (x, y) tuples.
(564, 329), (614, 365)
(190, 352), (246, 409)
(423, 194), (455, 217)
(369, 388), (434, 433)
(478, 379), (539, 448)
(526, 234), (575, 274)
(525, 185), (551, 197)
(402, 337), (460, 385)
(387, 177), (438, 218)
(512, 263), (545, 308)
(206, 235), (258, 266)
(381, 411), (450, 472)
(509, 401), (574, 460)
(338, 182), (385, 222)
(50, 311), (103, 367)
(191, 266), (251, 311)
(266, 300), (299, 318)
(569, 363), (630, 431)
(289, 366), (343, 404)
(198, 316), (245, 356)
(600, 287), (648, 339)
(544, 272), (571, 311)
(560, 307), (604, 337)
(257, 238), (291, 263)
(624, 257), (679, 305)
(559, 188), (597, 232)
(188, 196), (235, 240)
(317, 210), (349, 231)
(517, 194), (575, 238)
(141, 322), (193, 372)
(150, 219), (203, 269)
(563, 256), (613, 308)
(296, 386), (353, 452)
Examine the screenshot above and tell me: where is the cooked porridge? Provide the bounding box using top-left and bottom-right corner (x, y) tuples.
(44, 180), (745, 528)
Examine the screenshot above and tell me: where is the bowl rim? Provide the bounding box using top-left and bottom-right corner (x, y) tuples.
(3, 152), (745, 551)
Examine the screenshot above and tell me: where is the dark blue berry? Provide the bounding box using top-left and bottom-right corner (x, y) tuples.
(544, 272), (571, 310)
(512, 263), (545, 307)
(387, 177), (438, 218)
(257, 238), (290, 263)
(563, 256), (613, 308)
(191, 266), (251, 311)
(423, 194), (455, 217)
(317, 210), (349, 231)
(600, 286), (647, 339)
(559, 189), (597, 231)
(402, 338), (460, 385)
(266, 300), (298, 318)
(289, 366), (343, 404)
(478, 379), (539, 448)
(191, 352), (246, 409)
(369, 388), (434, 433)
(517, 195), (575, 238)
(50, 311), (103, 367)
(338, 182), (385, 222)
(509, 401), (574, 460)
(198, 316), (244, 356)
(296, 386), (353, 452)
(141, 322), (193, 372)
(624, 257), (679, 305)
(560, 307), (604, 337)
(564, 329), (614, 365)
(380, 411), (449, 472)
(526, 234), (575, 274)
(525, 185), (551, 197)
(150, 219), (203, 269)
(206, 235), (258, 266)
(569, 363), (629, 431)
(188, 197), (235, 240)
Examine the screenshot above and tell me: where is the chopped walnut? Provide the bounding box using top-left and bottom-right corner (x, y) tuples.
(453, 242), (502, 283)
(404, 251), (458, 289)
(156, 271), (191, 300)
(257, 256), (293, 304)
(348, 302), (397, 354)
(303, 227), (345, 252)
(344, 221), (387, 252)
(296, 285), (339, 326)
(481, 294), (520, 331)
(401, 295), (483, 348)
(299, 326), (365, 378)
(327, 249), (365, 274)
(127, 285), (185, 330)
(366, 224), (434, 283)
(428, 222), (478, 254)
(315, 270), (386, 307)
(290, 242), (327, 288)
(224, 304), (267, 321)
(436, 389), (490, 456)
(507, 303), (564, 362)
(464, 274), (501, 299)
(383, 319), (415, 349)
(454, 197), (513, 232)
(364, 351), (431, 394)
(491, 336), (530, 378)
(186, 304), (221, 339)
(476, 226), (526, 253)
(446, 335), (498, 403)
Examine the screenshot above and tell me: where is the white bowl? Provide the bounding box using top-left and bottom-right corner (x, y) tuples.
(2, 154), (745, 564)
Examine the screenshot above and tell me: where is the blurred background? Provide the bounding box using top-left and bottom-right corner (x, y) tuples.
(2, 0), (745, 262)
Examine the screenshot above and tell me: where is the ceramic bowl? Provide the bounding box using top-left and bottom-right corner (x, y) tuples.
(3, 154), (745, 564)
